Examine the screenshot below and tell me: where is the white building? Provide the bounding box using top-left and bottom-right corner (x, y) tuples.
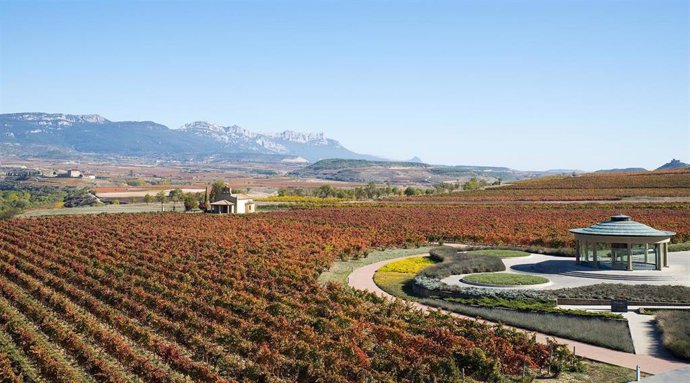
(208, 185), (256, 214)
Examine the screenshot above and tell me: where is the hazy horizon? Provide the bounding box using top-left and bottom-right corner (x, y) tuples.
(1, 1), (688, 171)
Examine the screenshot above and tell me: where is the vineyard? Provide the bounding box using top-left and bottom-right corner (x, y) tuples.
(389, 169), (690, 201)
(0, 203), (688, 382)
(389, 187), (690, 202)
(276, 203), (690, 246)
(502, 169), (690, 190)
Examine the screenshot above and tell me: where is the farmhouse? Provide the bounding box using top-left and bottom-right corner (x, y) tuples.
(570, 214), (675, 271)
(208, 185), (256, 214)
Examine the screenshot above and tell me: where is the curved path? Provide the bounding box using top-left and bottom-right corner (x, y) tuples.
(347, 253), (690, 375)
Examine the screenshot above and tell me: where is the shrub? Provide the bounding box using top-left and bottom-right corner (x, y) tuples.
(669, 242), (690, 252)
(424, 299), (635, 353)
(465, 245), (575, 257)
(413, 276), (555, 303)
(553, 284), (690, 304)
(466, 249), (531, 258)
(462, 273), (549, 286)
(655, 310), (690, 361)
(421, 246), (505, 279)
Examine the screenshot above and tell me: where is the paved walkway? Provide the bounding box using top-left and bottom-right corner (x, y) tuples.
(348, 254), (690, 375)
(442, 252), (690, 289)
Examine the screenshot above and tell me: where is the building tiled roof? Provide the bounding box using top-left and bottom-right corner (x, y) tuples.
(570, 215), (675, 237)
(210, 200), (234, 206)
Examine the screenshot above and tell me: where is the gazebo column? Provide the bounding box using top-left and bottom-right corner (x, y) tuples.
(663, 243), (669, 268)
(626, 243), (633, 271)
(644, 243), (649, 264)
(584, 242), (589, 262)
(593, 243), (598, 268)
(655, 244), (661, 270)
(575, 240), (580, 264)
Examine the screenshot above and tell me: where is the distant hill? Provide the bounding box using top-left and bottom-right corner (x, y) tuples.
(595, 168), (647, 173)
(407, 156), (424, 163)
(657, 159), (689, 171)
(0, 113), (379, 162)
(305, 159), (429, 170)
(291, 159), (549, 185)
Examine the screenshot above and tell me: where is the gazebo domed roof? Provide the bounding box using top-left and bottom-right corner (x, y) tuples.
(569, 214), (675, 237)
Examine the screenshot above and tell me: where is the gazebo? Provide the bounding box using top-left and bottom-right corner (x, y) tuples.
(570, 214), (675, 271)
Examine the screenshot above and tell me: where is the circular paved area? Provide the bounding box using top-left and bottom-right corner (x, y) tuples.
(442, 250), (690, 289)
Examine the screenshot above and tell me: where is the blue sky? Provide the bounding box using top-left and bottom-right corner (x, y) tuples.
(0, 0), (687, 170)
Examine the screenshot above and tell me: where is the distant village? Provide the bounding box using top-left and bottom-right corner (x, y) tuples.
(3, 166), (96, 181)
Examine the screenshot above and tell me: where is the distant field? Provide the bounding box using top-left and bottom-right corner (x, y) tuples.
(19, 203), (182, 217)
(96, 188), (206, 198)
(387, 169), (690, 202)
(504, 169), (690, 189)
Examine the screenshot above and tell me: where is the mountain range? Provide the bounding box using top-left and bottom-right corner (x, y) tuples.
(0, 113), (378, 162)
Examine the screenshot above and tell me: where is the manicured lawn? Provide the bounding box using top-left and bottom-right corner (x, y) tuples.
(374, 256), (439, 299)
(373, 271), (419, 300)
(467, 249), (531, 257)
(378, 256), (437, 273)
(462, 272), (549, 286)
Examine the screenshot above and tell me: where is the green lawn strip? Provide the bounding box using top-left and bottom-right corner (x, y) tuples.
(318, 246), (436, 285)
(441, 297), (621, 319)
(373, 272), (420, 301)
(462, 272), (549, 286)
(466, 249), (531, 258)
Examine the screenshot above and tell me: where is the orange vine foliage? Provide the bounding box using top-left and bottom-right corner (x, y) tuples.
(0, 202), (687, 382)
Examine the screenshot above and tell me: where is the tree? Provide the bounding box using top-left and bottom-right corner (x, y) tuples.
(210, 180), (226, 202)
(168, 189), (184, 211)
(404, 186), (417, 196)
(144, 194), (153, 204)
(155, 191), (167, 211)
(316, 185), (336, 198)
(183, 193), (199, 211)
(463, 177), (488, 191)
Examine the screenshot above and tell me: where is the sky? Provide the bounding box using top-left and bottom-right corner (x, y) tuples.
(0, 0), (688, 171)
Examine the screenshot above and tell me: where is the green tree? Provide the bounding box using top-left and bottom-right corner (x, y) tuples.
(210, 180), (226, 201)
(155, 191), (167, 211)
(463, 177), (488, 191)
(168, 189), (184, 211)
(316, 185), (336, 198)
(144, 194), (153, 204)
(183, 193), (199, 211)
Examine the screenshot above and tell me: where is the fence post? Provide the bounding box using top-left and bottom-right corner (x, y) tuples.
(636, 365), (641, 381)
